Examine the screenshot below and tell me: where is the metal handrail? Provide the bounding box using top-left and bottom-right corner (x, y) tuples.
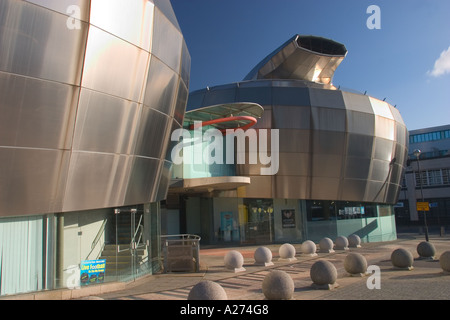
(160, 234), (201, 273)
(161, 234), (201, 241)
(85, 219), (108, 260)
(118, 214), (146, 252)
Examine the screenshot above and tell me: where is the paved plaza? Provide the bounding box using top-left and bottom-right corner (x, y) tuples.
(95, 233), (450, 301)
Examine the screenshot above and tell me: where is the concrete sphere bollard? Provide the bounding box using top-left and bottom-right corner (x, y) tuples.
(279, 243), (297, 261)
(391, 248), (414, 270)
(188, 281), (228, 300)
(224, 250), (246, 272)
(310, 260), (338, 289)
(344, 253), (368, 276)
(348, 234), (362, 248)
(254, 246), (274, 266)
(262, 270), (295, 300)
(301, 240), (317, 256)
(417, 241), (436, 259)
(335, 236), (349, 250)
(319, 237), (335, 253)
(439, 251), (450, 273)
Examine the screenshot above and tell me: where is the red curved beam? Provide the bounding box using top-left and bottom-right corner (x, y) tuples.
(188, 116), (257, 133)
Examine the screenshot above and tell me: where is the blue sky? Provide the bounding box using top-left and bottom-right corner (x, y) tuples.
(171, 0), (450, 130)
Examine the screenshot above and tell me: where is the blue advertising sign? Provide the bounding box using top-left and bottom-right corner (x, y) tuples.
(80, 259), (106, 286)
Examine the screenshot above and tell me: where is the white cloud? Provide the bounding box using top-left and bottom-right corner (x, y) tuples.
(429, 46), (450, 77)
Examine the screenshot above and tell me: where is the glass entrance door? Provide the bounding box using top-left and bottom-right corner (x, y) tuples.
(114, 206), (146, 281)
(243, 199), (274, 244)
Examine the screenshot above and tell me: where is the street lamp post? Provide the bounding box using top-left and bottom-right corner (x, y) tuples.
(413, 149), (429, 242)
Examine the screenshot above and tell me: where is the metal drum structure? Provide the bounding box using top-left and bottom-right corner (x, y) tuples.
(179, 34), (408, 244)
(0, 0), (190, 295)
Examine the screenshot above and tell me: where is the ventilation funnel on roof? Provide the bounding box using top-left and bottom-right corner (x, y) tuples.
(244, 35), (347, 84)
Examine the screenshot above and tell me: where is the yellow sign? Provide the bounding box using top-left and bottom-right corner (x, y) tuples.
(416, 202), (430, 212)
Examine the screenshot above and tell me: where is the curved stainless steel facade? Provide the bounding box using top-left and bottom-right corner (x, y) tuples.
(0, 0), (190, 217)
(187, 35), (407, 205)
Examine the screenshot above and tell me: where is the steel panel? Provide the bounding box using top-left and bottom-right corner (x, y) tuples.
(239, 176), (273, 199)
(0, 0), (88, 85)
(390, 163), (404, 185)
(395, 123), (407, 146)
(187, 91), (205, 109)
(253, 110), (272, 129)
(364, 180), (390, 203)
(82, 26), (149, 102)
(125, 157), (161, 204)
(369, 159), (391, 182)
(312, 131), (346, 155)
(72, 89), (141, 154)
(156, 160), (173, 201)
(237, 86), (272, 106)
(311, 177), (340, 200)
(272, 106), (310, 129)
(0, 148), (70, 217)
(180, 40), (191, 88)
(346, 134), (374, 158)
(340, 179), (367, 202)
(134, 107), (171, 159)
(152, 0), (182, 31)
(344, 157), (371, 180)
(276, 153), (310, 176)
(62, 152), (133, 212)
(312, 154), (343, 178)
(274, 176), (310, 199)
(311, 107), (346, 132)
(173, 81), (188, 125)
(272, 87), (310, 106)
(369, 97), (394, 120)
(341, 91), (373, 114)
(385, 183), (401, 204)
(90, 0), (154, 51)
(373, 137), (394, 161)
(309, 88), (345, 109)
(278, 129), (310, 153)
(143, 56), (179, 115)
(346, 110), (375, 136)
(202, 88), (237, 107)
(0, 72), (79, 150)
(375, 116), (395, 141)
(25, 0), (91, 21)
(152, 7), (183, 73)
(389, 105), (405, 125)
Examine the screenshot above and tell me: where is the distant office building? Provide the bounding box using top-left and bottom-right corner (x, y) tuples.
(168, 35), (408, 245)
(397, 125), (450, 229)
(0, 0), (189, 296)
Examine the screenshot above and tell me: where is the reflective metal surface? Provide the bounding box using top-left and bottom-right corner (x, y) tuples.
(187, 35), (408, 205)
(0, 0), (190, 217)
(244, 35), (347, 85)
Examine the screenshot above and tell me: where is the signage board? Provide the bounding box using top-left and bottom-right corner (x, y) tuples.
(80, 259), (106, 286)
(416, 202), (430, 212)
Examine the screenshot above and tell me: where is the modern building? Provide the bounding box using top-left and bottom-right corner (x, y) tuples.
(0, 0), (190, 296)
(396, 125), (450, 230)
(167, 34), (408, 246)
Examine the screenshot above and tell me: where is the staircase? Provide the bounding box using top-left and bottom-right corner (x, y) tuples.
(98, 211), (147, 279)
(99, 244), (147, 278)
